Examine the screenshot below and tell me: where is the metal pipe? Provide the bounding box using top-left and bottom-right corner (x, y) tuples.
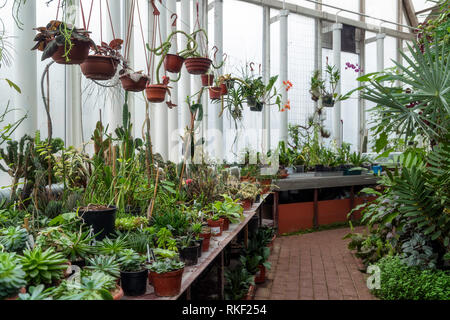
(179, 0), (191, 151)
(262, 6), (271, 153)
(214, 0), (224, 162)
(279, 9), (289, 143)
(332, 23), (343, 146)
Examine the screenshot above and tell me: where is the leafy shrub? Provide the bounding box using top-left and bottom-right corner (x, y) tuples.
(225, 264), (254, 300)
(373, 256), (450, 300)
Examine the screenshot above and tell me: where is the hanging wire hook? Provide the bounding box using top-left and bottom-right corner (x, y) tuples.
(150, 0), (160, 16)
(212, 46), (219, 61)
(249, 62), (255, 72)
(223, 53), (228, 62)
(171, 13), (178, 27)
(259, 64), (262, 75)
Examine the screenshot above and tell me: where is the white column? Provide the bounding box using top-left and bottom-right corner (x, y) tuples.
(262, 6), (270, 153)
(154, 0), (168, 160)
(279, 9), (289, 143)
(180, 0), (191, 138)
(214, 0), (224, 161)
(376, 33), (385, 72)
(106, 0), (122, 134)
(201, 0), (209, 159)
(332, 23), (343, 146)
(167, 0), (179, 163)
(14, 0), (37, 139)
(123, 0), (135, 137)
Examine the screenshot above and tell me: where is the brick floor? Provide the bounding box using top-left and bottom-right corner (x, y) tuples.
(255, 226), (376, 300)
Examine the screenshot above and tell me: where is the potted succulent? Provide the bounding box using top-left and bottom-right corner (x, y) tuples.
(80, 39), (123, 81)
(148, 258), (185, 297)
(177, 235), (200, 266)
(207, 214), (224, 237)
(0, 226), (28, 253)
(0, 252), (27, 300)
(118, 249), (148, 297)
(224, 264), (255, 300)
(145, 75), (170, 103)
(78, 204), (117, 241)
(190, 223), (204, 257)
(237, 182), (260, 211)
(32, 20), (94, 64)
(199, 226), (212, 252)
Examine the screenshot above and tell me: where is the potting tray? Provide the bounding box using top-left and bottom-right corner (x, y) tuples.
(122, 193), (270, 300)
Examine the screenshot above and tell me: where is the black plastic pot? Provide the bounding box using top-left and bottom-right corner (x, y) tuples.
(179, 243), (200, 266)
(120, 269), (148, 297)
(195, 238), (203, 258)
(79, 205), (117, 240)
(248, 96), (264, 112)
(295, 165), (305, 173)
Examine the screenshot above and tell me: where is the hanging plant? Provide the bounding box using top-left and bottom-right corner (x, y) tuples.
(119, 69), (149, 92)
(201, 73), (214, 87)
(32, 20), (94, 65)
(80, 39), (123, 81)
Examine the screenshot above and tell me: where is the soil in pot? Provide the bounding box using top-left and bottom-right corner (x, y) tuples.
(52, 39), (90, 65)
(195, 238), (203, 258)
(80, 55), (119, 80)
(209, 87), (222, 100)
(151, 268), (184, 297)
(201, 74), (214, 87)
(164, 54), (185, 73)
(207, 219), (223, 237)
(254, 265), (266, 284)
(145, 84), (168, 103)
(120, 73), (148, 92)
(184, 57), (212, 75)
(120, 269), (148, 297)
(179, 243), (200, 266)
(78, 205), (117, 241)
(199, 232), (211, 252)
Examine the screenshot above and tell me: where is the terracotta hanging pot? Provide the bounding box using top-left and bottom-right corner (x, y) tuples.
(201, 74), (214, 87)
(209, 87), (222, 100)
(145, 84), (168, 103)
(164, 54), (185, 73)
(120, 73), (149, 92)
(184, 57), (212, 75)
(80, 55), (120, 80)
(220, 83), (228, 95)
(52, 39), (91, 65)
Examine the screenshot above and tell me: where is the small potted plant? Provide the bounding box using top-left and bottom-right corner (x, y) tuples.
(277, 141), (291, 178)
(164, 53), (186, 73)
(119, 67), (150, 92)
(237, 182), (260, 211)
(224, 264), (255, 300)
(0, 252), (27, 300)
(199, 226), (212, 252)
(32, 20), (94, 65)
(118, 249), (148, 297)
(207, 214), (224, 237)
(77, 204), (117, 241)
(213, 195), (244, 231)
(148, 258), (185, 297)
(177, 235), (200, 267)
(80, 39), (123, 81)
(190, 223), (204, 258)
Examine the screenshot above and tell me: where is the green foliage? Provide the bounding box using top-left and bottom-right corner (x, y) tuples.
(373, 256), (450, 300)
(115, 216), (149, 232)
(18, 285), (53, 300)
(0, 251), (27, 300)
(148, 258), (184, 274)
(0, 226), (28, 253)
(85, 255), (120, 279)
(225, 264), (255, 300)
(212, 194), (244, 223)
(117, 249), (146, 272)
(20, 247), (68, 286)
(344, 230), (394, 267)
(156, 227), (178, 252)
(55, 272), (115, 300)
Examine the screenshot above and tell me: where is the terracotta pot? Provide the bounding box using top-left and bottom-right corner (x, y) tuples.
(254, 265), (266, 284)
(242, 199), (252, 211)
(164, 54), (185, 73)
(242, 285), (255, 300)
(145, 84), (168, 103)
(52, 39), (90, 65)
(201, 74), (214, 86)
(120, 73), (148, 92)
(207, 218), (223, 237)
(80, 55), (119, 80)
(199, 232), (211, 252)
(220, 83), (228, 95)
(5, 287), (26, 300)
(222, 217), (230, 231)
(209, 87), (222, 100)
(150, 268), (184, 297)
(260, 179), (272, 194)
(184, 57), (212, 75)
(112, 285), (124, 300)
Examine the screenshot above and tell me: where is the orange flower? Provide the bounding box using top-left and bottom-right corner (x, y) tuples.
(284, 80), (293, 92)
(284, 100), (291, 110)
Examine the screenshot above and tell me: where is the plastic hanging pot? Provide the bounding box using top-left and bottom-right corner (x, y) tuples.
(120, 73), (149, 92)
(120, 269), (148, 297)
(201, 74), (214, 87)
(184, 57), (212, 75)
(52, 39), (91, 65)
(164, 54), (185, 73)
(80, 55), (120, 80)
(209, 87), (222, 100)
(78, 205), (117, 241)
(150, 268), (184, 297)
(179, 243), (200, 266)
(145, 84), (168, 103)
(323, 94), (335, 108)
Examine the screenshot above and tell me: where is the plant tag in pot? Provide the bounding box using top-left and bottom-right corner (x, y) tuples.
(211, 226), (221, 236)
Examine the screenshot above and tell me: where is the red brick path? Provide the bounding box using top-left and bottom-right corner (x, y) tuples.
(255, 227), (376, 300)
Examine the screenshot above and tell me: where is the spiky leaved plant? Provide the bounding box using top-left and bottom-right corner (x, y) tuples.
(0, 251), (27, 299)
(0, 226), (28, 253)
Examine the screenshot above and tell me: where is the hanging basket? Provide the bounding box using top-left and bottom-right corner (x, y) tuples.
(201, 74), (214, 87)
(184, 57), (212, 75)
(209, 87), (222, 100)
(145, 84), (168, 103)
(80, 55), (120, 80)
(164, 54), (185, 73)
(248, 96), (263, 112)
(323, 94), (335, 108)
(52, 39), (91, 65)
(220, 83), (228, 95)
(120, 73), (149, 92)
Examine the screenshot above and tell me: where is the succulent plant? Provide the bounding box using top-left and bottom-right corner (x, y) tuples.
(0, 226), (28, 253)
(118, 249), (146, 272)
(18, 285), (53, 300)
(0, 251), (27, 300)
(85, 255), (120, 279)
